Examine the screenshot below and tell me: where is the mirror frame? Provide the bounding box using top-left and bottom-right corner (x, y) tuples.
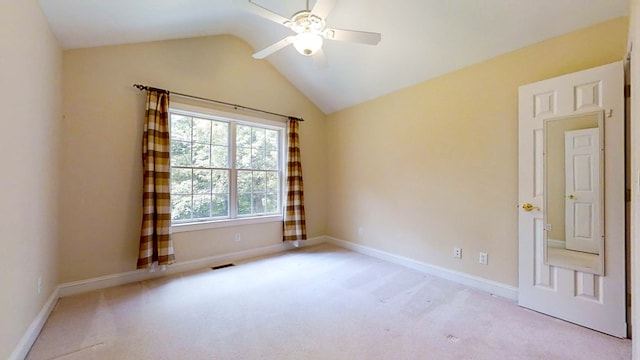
(542, 110), (605, 275)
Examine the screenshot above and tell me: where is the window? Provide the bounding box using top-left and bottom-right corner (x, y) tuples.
(169, 104), (284, 230)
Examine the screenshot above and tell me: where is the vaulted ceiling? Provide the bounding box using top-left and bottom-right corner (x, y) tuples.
(38, 0), (629, 113)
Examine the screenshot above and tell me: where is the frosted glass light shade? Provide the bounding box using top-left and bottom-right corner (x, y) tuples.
(293, 32), (323, 56)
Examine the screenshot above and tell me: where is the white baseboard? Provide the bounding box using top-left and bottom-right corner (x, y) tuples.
(58, 236), (325, 298)
(326, 237), (519, 301)
(9, 287), (59, 360)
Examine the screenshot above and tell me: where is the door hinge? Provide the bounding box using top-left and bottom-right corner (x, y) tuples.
(628, 292), (632, 305)
(625, 84), (631, 98)
(627, 189), (632, 202)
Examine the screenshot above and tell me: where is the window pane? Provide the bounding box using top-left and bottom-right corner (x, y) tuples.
(237, 147), (251, 169)
(212, 145), (228, 168)
(252, 148), (266, 170)
(171, 168), (192, 195)
(192, 118), (211, 144)
(192, 143), (210, 167)
(252, 193), (265, 214)
(237, 171), (252, 193)
(265, 193), (278, 213)
(266, 130), (278, 151)
(252, 128), (266, 150)
(265, 150), (278, 170)
(171, 140), (191, 166)
(193, 195), (211, 219)
(171, 115), (191, 141)
(237, 125), (251, 148)
(193, 169), (212, 194)
(212, 194), (229, 217)
(212, 122), (228, 146)
(238, 193), (251, 215)
(266, 172), (279, 193)
(252, 171), (266, 193)
(172, 195), (192, 221)
(212, 170), (229, 194)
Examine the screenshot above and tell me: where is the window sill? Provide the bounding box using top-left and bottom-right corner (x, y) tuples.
(172, 214), (283, 233)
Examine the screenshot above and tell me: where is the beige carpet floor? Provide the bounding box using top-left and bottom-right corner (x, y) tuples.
(27, 244), (631, 359)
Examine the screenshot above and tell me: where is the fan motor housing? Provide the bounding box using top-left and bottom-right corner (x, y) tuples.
(286, 11), (326, 34)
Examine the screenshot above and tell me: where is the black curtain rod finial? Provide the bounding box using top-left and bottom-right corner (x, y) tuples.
(133, 84), (169, 94)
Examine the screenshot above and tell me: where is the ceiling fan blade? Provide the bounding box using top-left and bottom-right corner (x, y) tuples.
(312, 48), (328, 69)
(310, 0), (337, 18)
(234, 0), (290, 26)
(253, 36), (295, 59)
(324, 28), (381, 45)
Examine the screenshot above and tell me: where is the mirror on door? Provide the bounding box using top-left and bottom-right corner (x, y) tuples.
(543, 111), (604, 275)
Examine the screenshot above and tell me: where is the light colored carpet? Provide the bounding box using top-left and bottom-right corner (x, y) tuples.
(27, 244), (631, 359)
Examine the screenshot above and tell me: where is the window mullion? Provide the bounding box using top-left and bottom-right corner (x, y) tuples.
(190, 117), (195, 220)
(229, 122), (238, 219)
(209, 117), (214, 219)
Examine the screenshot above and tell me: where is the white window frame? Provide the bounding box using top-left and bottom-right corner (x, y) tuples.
(169, 102), (286, 233)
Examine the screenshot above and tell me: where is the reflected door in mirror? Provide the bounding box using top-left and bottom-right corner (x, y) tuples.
(543, 111), (603, 274)
(564, 128), (601, 254)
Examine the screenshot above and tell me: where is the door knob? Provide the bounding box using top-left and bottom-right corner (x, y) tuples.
(567, 194), (576, 200)
(522, 203), (540, 212)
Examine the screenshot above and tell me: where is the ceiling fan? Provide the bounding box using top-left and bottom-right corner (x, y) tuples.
(234, 0), (382, 67)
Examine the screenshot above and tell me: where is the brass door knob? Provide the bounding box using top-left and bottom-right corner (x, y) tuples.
(567, 194), (576, 200)
(522, 203), (540, 212)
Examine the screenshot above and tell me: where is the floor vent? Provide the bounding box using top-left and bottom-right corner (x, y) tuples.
(211, 264), (235, 270)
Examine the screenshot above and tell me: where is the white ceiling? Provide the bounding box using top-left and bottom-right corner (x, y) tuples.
(38, 0), (629, 114)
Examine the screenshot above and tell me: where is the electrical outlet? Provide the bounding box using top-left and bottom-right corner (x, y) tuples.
(234, 233), (241, 242)
(37, 276), (42, 294)
(479, 252), (488, 265)
(358, 227), (364, 238)
(453, 247), (462, 259)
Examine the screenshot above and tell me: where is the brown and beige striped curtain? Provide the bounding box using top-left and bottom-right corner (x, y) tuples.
(137, 89), (175, 269)
(283, 118), (307, 241)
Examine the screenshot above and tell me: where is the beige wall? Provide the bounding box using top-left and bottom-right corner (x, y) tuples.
(0, 0), (62, 358)
(60, 35), (327, 283)
(325, 17), (628, 287)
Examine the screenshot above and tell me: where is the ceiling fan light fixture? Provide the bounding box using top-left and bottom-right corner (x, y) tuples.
(293, 31), (323, 56)
(239, 0), (381, 63)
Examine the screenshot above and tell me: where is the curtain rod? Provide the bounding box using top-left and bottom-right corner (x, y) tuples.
(132, 84), (304, 122)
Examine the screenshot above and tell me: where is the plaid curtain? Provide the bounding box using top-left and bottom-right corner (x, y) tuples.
(283, 118), (307, 241)
(137, 90), (175, 269)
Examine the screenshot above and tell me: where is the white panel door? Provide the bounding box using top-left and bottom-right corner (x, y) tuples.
(518, 61), (626, 337)
(564, 128), (601, 254)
